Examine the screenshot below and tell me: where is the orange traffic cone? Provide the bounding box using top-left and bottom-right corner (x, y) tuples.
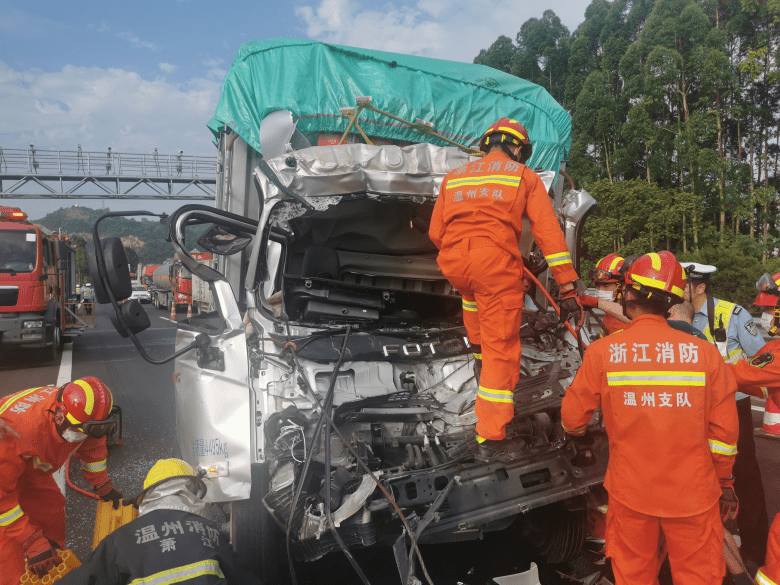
(761, 396), (780, 436)
(186, 304), (192, 319)
(170, 303), (176, 321)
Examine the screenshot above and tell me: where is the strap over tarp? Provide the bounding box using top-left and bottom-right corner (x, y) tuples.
(208, 38), (571, 173)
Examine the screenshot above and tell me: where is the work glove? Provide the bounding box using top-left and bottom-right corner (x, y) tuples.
(576, 294), (599, 309)
(95, 482), (124, 510)
(720, 486), (739, 522)
(567, 430), (596, 467)
(559, 281), (582, 321)
(23, 529), (62, 578)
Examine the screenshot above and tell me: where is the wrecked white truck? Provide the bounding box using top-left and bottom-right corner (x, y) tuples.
(87, 38), (608, 583)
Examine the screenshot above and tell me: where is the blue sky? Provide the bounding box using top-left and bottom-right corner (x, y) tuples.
(1, 0), (593, 217)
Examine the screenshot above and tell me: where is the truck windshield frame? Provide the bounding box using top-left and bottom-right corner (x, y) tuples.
(0, 229), (38, 273)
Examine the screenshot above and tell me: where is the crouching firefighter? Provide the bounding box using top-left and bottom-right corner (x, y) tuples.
(561, 252), (739, 585)
(59, 458), (261, 585)
(0, 377), (122, 584)
(428, 117), (581, 457)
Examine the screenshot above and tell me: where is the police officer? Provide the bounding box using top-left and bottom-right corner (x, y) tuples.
(681, 262), (769, 568)
(59, 459), (261, 585)
(563, 252), (739, 585)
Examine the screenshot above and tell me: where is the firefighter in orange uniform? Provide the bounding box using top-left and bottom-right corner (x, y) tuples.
(728, 271), (780, 406)
(0, 377), (123, 584)
(757, 515), (780, 585)
(561, 251), (739, 585)
(577, 253), (631, 336)
(429, 117), (580, 456)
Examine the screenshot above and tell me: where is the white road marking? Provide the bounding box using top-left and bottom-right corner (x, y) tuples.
(52, 344), (74, 495)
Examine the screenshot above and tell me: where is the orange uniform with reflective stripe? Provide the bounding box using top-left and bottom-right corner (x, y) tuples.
(728, 339), (780, 405)
(429, 151), (578, 285)
(0, 386), (110, 585)
(757, 514), (780, 585)
(562, 314), (738, 515)
(562, 314), (738, 584)
(429, 150), (577, 440)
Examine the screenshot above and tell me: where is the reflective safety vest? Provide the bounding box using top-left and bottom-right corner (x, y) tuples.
(702, 300), (744, 363)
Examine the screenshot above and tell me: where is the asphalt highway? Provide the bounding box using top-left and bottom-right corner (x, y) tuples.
(1, 308), (779, 584)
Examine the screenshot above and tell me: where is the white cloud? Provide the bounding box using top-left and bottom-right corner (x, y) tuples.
(295, 0), (593, 63)
(116, 31), (160, 52)
(202, 58), (227, 81)
(0, 60), (220, 155)
(159, 62), (177, 73)
(97, 21), (110, 33)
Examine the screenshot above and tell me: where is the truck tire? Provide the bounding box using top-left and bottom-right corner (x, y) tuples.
(48, 317), (62, 362)
(526, 502), (587, 564)
(230, 464), (287, 583)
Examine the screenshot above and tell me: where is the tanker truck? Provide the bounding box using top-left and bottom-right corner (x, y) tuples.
(150, 253), (213, 314)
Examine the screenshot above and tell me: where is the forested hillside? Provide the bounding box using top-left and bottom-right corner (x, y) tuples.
(34, 206), (194, 282)
(37, 206), (175, 263)
(475, 0), (779, 307)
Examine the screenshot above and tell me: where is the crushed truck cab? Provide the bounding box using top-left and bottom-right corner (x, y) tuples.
(89, 38), (606, 583)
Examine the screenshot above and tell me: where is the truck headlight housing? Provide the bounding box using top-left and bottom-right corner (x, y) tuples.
(23, 320), (44, 329)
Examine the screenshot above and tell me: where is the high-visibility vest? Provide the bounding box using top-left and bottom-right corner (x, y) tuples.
(701, 300), (744, 363)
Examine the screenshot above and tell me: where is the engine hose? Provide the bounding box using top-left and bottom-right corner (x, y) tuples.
(322, 328), (371, 585)
(523, 269), (579, 339)
(65, 458), (100, 500)
(285, 326), (371, 585)
(288, 348), (435, 585)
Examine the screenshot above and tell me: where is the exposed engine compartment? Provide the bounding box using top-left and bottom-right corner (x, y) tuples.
(255, 323), (602, 563)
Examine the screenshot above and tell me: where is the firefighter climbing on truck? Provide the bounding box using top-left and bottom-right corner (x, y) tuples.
(429, 117), (581, 457)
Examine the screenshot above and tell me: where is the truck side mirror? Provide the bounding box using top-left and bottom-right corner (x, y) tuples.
(109, 299), (150, 337)
(197, 225), (252, 256)
(86, 238), (133, 303)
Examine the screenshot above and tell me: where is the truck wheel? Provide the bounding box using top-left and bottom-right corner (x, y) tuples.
(49, 320), (62, 362)
(520, 502), (587, 564)
(230, 464), (287, 583)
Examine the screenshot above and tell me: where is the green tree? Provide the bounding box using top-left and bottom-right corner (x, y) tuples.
(474, 35), (516, 73)
(511, 10), (571, 104)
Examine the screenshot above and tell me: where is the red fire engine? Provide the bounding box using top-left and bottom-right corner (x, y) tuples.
(0, 206), (90, 359)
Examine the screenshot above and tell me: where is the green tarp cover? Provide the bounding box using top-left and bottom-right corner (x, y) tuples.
(208, 38), (571, 172)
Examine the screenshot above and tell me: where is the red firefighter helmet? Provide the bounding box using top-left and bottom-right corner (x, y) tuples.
(754, 272), (780, 307)
(479, 117), (531, 152)
(57, 376), (113, 426)
(623, 251), (686, 306)
(588, 254), (625, 284)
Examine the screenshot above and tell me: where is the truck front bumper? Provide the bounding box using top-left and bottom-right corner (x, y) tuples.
(0, 313), (51, 348)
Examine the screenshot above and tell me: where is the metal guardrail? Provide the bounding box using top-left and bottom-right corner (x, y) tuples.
(0, 147), (216, 179)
